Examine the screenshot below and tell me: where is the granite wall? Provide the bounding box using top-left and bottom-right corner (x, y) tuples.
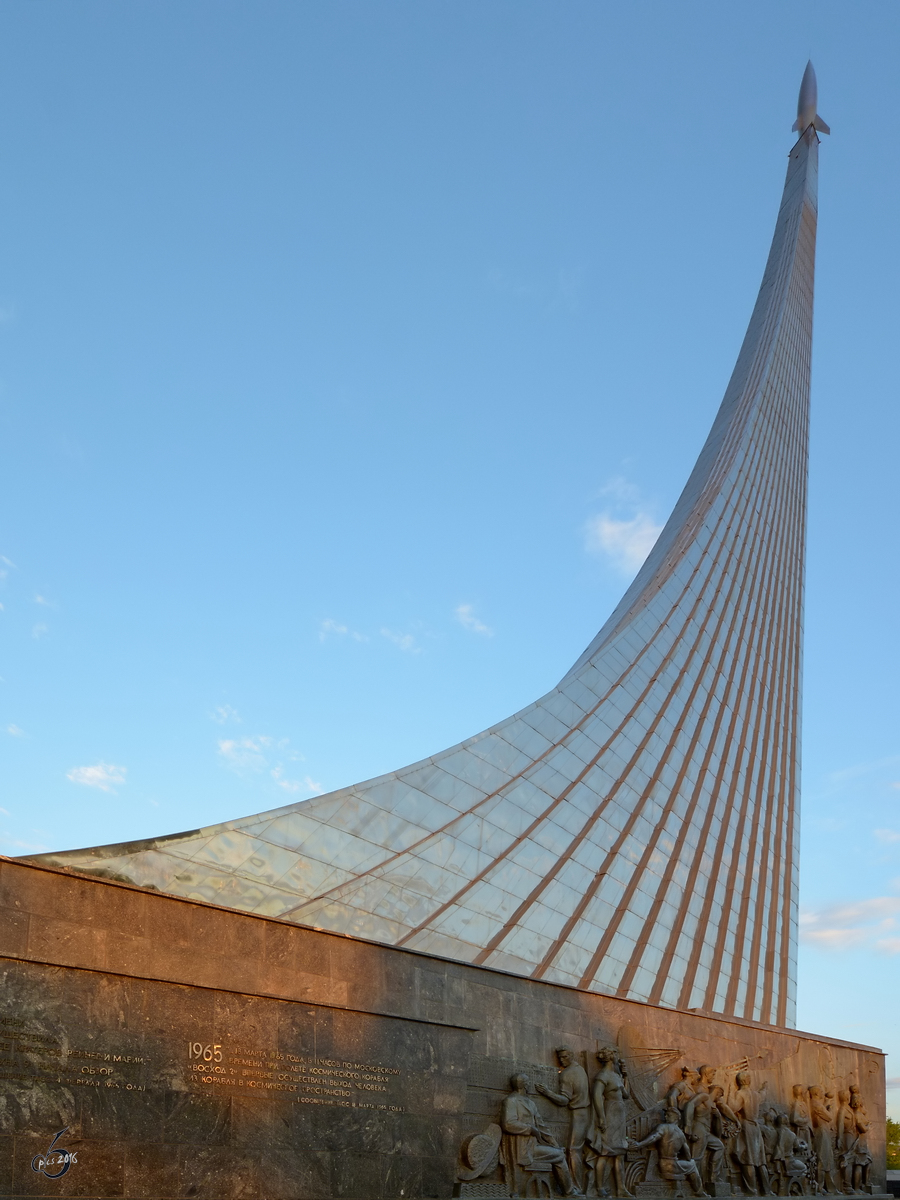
(0, 858), (886, 1200)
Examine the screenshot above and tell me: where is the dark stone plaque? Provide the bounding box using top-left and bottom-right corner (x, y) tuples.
(0, 960), (472, 1200)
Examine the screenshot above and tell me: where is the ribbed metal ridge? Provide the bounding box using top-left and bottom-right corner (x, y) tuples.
(27, 127), (820, 1028)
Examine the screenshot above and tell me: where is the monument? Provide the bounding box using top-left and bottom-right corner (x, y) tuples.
(0, 64), (889, 1200)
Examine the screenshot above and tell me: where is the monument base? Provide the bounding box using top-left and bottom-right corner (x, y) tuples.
(0, 858), (888, 1200)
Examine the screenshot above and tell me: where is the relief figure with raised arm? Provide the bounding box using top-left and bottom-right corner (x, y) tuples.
(730, 1071), (775, 1197)
(628, 1107), (710, 1198)
(683, 1087), (728, 1188)
(537, 1047), (592, 1192)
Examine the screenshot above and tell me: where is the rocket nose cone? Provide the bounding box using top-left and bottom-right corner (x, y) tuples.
(797, 60), (818, 116)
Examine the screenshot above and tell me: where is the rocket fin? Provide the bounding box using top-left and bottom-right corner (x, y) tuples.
(792, 114), (830, 137)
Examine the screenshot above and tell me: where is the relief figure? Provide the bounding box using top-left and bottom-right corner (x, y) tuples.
(835, 1091), (855, 1193)
(500, 1073), (582, 1199)
(666, 1068), (701, 1118)
(628, 1106), (710, 1198)
(683, 1087), (728, 1186)
(772, 1114), (809, 1196)
(808, 1086), (838, 1194)
(789, 1087), (813, 1145)
(761, 1109), (779, 1175)
(537, 1047), (592, 1192)
(846, 1089), (871, 1195)
(730, 1071), (774, 1197)
(588, 1048), (634, 1199)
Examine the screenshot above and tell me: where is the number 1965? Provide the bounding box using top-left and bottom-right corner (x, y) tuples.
(188, 1042), (222, 1062)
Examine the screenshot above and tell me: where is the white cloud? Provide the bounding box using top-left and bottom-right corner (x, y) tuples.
(886, 1078), (900, 1090)
(34, 594), (54, 607)
(32, 623), (48, 639)
(219, 735), (319, 795)
(0, 556), (16, 568)
(7, 724), (24, 737)
(799, 896), (900, 952)
(875, 828), (900, 844)
(211, 704), (241, 725)
(271, 766), (323, 795)
(455, 604), (493, 637)
(585, 512), (663, 574)
(0, 835), (50, 853)
(0, 805), (9, 815)
(584, 476), (663, 575)
(217, 737), (269, 772)
(66, 762), (127, 793)
(319, 618), (367, 643)
(381, 628), (420, 653)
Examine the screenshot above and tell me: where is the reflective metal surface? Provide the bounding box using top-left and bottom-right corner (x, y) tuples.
(28, 123), (821, 1030)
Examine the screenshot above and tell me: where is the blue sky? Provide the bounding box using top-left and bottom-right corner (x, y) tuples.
(1, 2), (898, 1107)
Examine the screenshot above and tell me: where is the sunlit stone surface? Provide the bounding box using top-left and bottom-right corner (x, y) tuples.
(29, 126), (821, 1031)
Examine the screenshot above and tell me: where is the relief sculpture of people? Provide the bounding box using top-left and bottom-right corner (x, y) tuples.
(456, 1033), (882, 1200)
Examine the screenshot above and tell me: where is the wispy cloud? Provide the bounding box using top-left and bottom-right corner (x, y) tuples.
(485, 266), (537, 300)
(66, 762), (127, 793)
(7, 724), (25, 737)
(485, 265), (583, 313)
(34, 594), (55, 607)
(585, 476), (663, 575)
(271, 765), (323, 795)
(455, 604), (493, 637)
(217, 737), (272, 772)
(875, 828), (900, 844)
(0, 835), (50, 853)
(211, 704), (241, 725)
(32, 623), (48, 640)
(799, 895), (900, 952)
(381, 628), (420, 653)
(218, 734), (323, 797)
(319, 618), (367, 643)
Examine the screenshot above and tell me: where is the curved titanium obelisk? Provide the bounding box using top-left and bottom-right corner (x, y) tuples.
(30, 70), (825, 1029)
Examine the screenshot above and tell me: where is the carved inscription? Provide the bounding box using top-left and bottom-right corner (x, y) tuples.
(184, 1038), (406, 1111)
(0, 1020), (149, 1091)
(1, 1012), (406, 1113)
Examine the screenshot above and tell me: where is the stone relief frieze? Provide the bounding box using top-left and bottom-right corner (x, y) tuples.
(456, 1031), (879, 1200)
